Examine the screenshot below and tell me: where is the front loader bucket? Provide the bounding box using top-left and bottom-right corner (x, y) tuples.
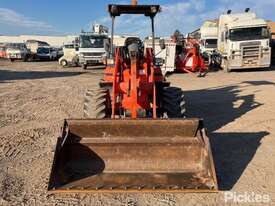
(48, 119), (217, 193)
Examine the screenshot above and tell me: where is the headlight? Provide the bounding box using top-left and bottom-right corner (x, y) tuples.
(107, 58), (114, 65)
(231, 50), (241, 55)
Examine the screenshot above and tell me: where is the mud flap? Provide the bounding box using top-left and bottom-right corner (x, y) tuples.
(48, 119), (217, 193)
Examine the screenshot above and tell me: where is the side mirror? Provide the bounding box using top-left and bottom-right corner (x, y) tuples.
(159, 39), (166, 50)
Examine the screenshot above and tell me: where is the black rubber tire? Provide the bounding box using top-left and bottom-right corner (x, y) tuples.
(225, 59), (231, 73)
(28, 55), (34, 62)
(83, 88), (111, 119)
(82, 64), (87, 70)
(162, 87), (186, 118)
(60, 59), (68, 68)
(222, 58), (231, 73)
(10, 59), (15, 62)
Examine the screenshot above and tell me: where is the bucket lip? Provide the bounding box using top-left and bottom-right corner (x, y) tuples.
(65, 118), (204, 122)
(64, 118), (205, 129)
(47, 188), (219, 194)
(63, 118), (205, 139)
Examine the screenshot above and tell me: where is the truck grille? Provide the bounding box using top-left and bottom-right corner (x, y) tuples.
(242, 46), (260, 57)
(241, 42), (261, 66)
(82, 52), (104, 57)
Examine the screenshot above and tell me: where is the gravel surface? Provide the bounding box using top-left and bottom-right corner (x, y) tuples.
(0, 60), (274, 205)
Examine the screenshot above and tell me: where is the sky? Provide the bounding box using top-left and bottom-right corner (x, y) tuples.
(0, 0), (275, 37)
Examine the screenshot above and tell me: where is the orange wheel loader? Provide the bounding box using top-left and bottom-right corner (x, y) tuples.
(48, 1), (217, 193)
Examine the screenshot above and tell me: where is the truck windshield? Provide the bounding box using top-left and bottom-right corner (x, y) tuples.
(7, 44), (25, 49)
(229, 27), (269, 41)
(80, 35), (105, 48)
(205, 39), (217, 48)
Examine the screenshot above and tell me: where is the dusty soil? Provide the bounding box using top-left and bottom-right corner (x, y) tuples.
(0, 60), (275, 206)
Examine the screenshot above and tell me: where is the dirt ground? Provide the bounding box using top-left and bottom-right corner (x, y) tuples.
(0, 60), (275, 206)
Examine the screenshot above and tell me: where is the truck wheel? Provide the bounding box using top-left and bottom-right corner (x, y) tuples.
(83, 89), (111, 118)
(60, 59), (68, 68)
(10, 59), (15, 62)
(162, 87), (186, 118)
(225, 59), (231, 73)
(222, 58), (231, 73)
(28, 55), (34, 62)
(82, 64), (87, 70)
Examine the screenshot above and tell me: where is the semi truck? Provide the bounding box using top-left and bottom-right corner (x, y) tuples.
(78, 24), (110, 69)
(198, 21), (221, 67)
(200, 21), (218, 54)
(218, 9), (271, 72)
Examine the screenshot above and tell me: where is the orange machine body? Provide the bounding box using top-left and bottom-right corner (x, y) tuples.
(0, 46), (7, 58)
(102, 48), (164, 119)
(175, 37), (208, 74)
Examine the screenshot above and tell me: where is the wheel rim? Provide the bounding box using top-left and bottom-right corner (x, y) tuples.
(62, 60), (67, 66)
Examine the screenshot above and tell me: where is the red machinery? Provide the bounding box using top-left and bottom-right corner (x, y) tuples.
(48, 1), (217, 193)
(85, 5), (184, 119)
(174, 36), (208, 76)
(0, 45), (7, 59)
(103, 45), (164, 118)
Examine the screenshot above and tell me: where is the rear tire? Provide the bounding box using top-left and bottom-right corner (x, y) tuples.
(28, 55), (34, 62)
(60, 59), (68, 67)
(83, 88), (111, 118)
(162, 87), (186, 118)
(82, 64), (87, 70)
(222, 58), (231, 73)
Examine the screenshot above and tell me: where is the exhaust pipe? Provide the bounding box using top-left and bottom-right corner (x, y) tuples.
(131, 0), (138, 6)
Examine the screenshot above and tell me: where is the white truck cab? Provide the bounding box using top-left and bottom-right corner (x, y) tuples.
(200, 22), (218, 54)
(218, 11), (271, 72)
(78, 24), (110, 69)
(6, 43), (29, 62)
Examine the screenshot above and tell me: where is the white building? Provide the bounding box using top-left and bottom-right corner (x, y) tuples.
(0, 35), (77, 47)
